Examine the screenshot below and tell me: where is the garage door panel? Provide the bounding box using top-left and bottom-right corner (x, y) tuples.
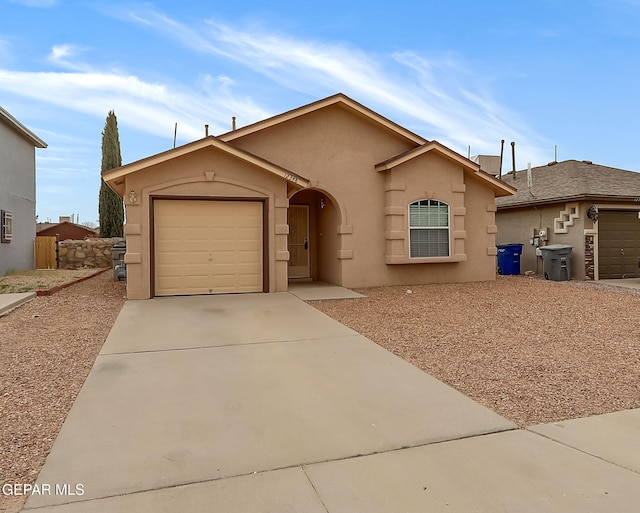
(238, 250), (262, 263)
(599, 210), (640, 279)
(154, 200), (263, 296)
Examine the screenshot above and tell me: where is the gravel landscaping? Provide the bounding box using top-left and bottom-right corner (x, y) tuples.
(0, 271), (125, 513)
(0, 269), (100, 294)
(312, 276), (640, 429)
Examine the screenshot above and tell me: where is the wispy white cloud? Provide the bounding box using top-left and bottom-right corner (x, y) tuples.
(0, 64), (271, 142)
(8, 0), (57, 7)
(0, 38), (10, 63)
(123, 8), (548, 163)
(48, 44), (89, 71)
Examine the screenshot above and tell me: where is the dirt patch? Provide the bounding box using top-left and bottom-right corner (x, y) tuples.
(0, 271), (125, 513)
(311, 276), (640, 428)
(0, 269), (101, 294)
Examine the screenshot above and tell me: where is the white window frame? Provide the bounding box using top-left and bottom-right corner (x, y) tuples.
(1, 210), (13, 243)
(408, 199), (450, 258)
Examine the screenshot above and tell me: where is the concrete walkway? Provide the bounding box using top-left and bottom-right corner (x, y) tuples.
(0, 292), (35, 317)
(24, 292), (640, 512)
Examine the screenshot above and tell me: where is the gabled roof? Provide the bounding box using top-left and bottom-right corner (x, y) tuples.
(375, 140), (516, 197)
(0, 106), (47, 148)
(496, 160), (640, 208)
(37, 221), (98, 236)
(102, 136), (310, 196)
(218, 93), (427, 145)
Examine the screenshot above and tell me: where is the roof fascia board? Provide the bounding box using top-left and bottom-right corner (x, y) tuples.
(0, 106), (47, 148)
(218, 93), (427, 145)
(376, 142), (515, 196)
(498, 193), (640, 210)
(375, 142), (475, 171)
(102, 137), (310, 193)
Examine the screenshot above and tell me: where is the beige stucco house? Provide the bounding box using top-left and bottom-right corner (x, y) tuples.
(496, 159), (640, 280)
(103, 94), (515, 299)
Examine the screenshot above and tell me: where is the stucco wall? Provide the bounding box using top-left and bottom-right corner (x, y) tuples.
(232, 105), (501, 288)
(116, 101), (508, 297)
(0, 121), (37, 275)
(122, 146), (289, 299)
(496, 202), (590, 279)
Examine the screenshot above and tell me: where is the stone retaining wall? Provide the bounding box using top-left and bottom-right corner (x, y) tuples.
(58, 238), (124, 269)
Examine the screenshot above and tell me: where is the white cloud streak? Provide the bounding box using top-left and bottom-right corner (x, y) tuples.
(124, 8), (548, 163)
(8, 0), (57, 7)
(0, 66), (271, 142)
(1, 7), (548, 168)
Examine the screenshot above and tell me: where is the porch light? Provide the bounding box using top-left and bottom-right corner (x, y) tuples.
(128, 190), (137, 204)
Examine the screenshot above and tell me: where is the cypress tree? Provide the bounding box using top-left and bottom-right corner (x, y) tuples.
(99, 111), (124, 237)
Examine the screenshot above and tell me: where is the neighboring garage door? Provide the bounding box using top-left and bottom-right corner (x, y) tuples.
(154, 199), (263, 296)
(598, 210), (640, 279)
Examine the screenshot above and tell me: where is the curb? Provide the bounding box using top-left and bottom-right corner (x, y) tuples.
(36, 268), (110, 296)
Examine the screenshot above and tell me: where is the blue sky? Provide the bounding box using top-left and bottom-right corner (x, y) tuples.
(2, 0), (640, 225)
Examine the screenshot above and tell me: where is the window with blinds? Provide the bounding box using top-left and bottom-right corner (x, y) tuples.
(408, 200), (449, 258)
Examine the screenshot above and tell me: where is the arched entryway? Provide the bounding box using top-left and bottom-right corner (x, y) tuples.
(288, 188), (342, 285)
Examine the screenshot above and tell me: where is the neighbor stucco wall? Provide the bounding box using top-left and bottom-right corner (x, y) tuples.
(0, 120), (37, 275)
(122, 146), (289, 299)
(496, 202), (590, 279)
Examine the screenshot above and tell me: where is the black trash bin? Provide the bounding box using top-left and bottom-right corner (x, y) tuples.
(111, 242), (126, 281)
(496, 243), (524, 275)
(539, 244), (573, 281)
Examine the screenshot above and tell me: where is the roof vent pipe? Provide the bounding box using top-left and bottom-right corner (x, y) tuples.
(232, 116), (237, 131)
(511, 141), (516, 180)
(205, 124), (209, 137)
(527, 162), (532, 189)
(498, 139), (504, 180)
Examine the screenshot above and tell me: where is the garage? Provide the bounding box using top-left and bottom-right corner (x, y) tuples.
(598, 210), (640, 279)
(154, 199), (264, 296)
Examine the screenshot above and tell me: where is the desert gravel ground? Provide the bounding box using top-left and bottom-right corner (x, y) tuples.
(312, 276), (640, 428)
(0, 269), (99, 294)
(0, 271), (125, 513)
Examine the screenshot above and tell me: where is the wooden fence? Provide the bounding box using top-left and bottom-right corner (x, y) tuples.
(35, 236), (57, 269)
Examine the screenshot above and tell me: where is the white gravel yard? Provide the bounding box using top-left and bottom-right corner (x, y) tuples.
(0, 271), (125, 513)
(311, 276), (640, 428)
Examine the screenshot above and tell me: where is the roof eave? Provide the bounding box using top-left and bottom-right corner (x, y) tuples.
(495, 193), (629, 210)
(102, 136), (310, 197)
(219, 93), (427, 146)
(375, 141), (516, 197)
(0, 106), (47, 148)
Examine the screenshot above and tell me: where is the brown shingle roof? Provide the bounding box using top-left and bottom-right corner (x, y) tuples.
(496, 160), (640, 208)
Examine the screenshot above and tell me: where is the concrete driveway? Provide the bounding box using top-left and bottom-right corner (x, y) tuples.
(24, 292), (640, 512)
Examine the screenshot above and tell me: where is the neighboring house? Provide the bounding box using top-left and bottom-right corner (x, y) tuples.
(495, 159), (640, 280)
(103, 93), (514, 299)
(37, 218), (98, 240)
(0, 107), (47, 276)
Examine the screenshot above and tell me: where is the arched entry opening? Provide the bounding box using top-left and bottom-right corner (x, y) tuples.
(288, 188), (342, 285)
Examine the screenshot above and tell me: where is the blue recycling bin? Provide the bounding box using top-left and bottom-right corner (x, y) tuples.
(496, 243), (524, 275)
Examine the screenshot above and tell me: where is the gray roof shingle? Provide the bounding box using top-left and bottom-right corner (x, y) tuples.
(496, 160), (640, 208)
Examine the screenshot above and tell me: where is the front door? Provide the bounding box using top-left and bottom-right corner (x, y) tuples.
(288, 205), (310, 278)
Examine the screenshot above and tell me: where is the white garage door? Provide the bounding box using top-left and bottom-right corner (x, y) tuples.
(154, 199), (263, 296)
